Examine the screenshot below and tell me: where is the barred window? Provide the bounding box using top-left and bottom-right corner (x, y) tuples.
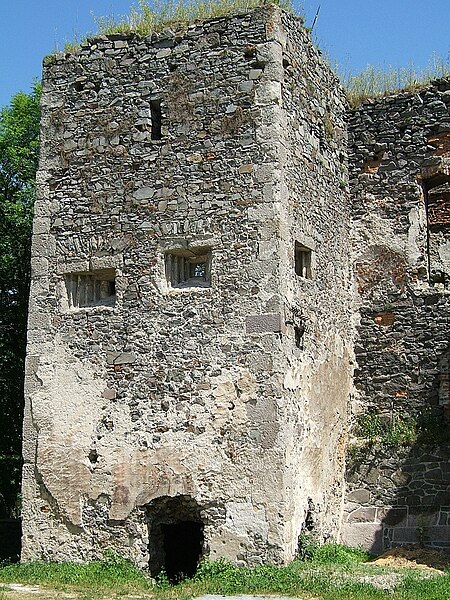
(165, 247), (211, 288)
(65, 269), (116, 308)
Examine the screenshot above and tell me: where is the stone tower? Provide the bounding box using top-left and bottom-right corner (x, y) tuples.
(22, 6), (353, 573)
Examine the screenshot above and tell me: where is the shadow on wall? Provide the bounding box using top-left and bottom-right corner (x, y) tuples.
(345, 441), (450, 555)
(343, 324), (450, 555)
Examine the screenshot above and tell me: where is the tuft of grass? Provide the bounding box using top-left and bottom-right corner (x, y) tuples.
(0, 552), (151, 591)
(308, 543), (371, 566)
(352, 408), (450, 450)
(355, 412), (418, 447)
(339, 54), (450, 107)
(93, 0), (295, 38)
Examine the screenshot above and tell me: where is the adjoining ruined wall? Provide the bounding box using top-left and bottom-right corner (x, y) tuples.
(344, 79), (450, 553)
(22, 6), (350, 567)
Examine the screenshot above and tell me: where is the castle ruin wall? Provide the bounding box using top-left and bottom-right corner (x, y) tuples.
(22, 3), (450, 564)
(276, 10), (353, 545)
(344, 79), (450, 553)
(22, 7), (352, 568)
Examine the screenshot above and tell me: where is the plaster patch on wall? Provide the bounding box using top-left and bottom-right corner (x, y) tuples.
(225, 501), (269, 540)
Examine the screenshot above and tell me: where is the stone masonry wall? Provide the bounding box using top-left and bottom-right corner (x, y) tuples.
(343, 79), (450, 553)
(346, 446), (450, 554)
(277, 11), (352, 546)
(22, 7), (350, 568)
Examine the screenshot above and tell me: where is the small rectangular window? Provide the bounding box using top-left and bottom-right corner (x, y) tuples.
(295, 242), (312, 278)
(424, 174), (450, 288)
(165, 247), (211, 288)
(65, 269), (116, 308)
(150, 100), (162, 140)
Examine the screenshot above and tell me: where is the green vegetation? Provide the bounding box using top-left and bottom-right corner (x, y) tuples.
(0, 546), (449, 600)
(355, 412), (418, 447)
(297, 534), (370, 563)
(339, 54), (450, 106)
(353, 408), (450, 449)
(0, 552), (151, 590)
(0, 84), (40, 520)
(94, 0), (294, 37)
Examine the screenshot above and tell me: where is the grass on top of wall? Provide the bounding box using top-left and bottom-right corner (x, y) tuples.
(92, 0), (295, 38)
(63, 0), (449, 108)
(339, 55), (450, 107)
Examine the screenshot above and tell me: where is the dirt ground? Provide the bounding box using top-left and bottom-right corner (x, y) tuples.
(0, 586), (154, 600)
(371, 545), (450, 572)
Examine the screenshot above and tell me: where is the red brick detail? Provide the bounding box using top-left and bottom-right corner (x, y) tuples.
(428, 132), (450, 156)
(374, 312), (395, 327)
(428, 192), (450, 226)
(356, 251), (406, 295)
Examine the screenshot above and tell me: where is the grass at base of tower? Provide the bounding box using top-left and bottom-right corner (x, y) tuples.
(0, 544), (449, 600)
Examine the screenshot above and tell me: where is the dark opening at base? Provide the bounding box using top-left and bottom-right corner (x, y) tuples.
(0, 519), (21, 563)
(162, 520), (204, 582)
(147, 495), (205, 583)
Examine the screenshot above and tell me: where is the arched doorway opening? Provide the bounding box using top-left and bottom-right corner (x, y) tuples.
(146, 495), (204, 582)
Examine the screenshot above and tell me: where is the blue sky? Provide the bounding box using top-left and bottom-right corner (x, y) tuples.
(0, 0), (448, 108)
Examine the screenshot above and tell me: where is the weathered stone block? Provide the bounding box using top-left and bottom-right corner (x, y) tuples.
(106, 352), (136, 365)
(341, 523), (383, 555)
(347, 488), (371, 504)
(245, 314), (282, 334)
(347, 507), (376, 523)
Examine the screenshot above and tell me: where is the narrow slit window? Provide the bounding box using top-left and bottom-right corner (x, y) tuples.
(65, 269), (116, 308)
(295, 242), (312, 278)
(150, 100), (162, 140)
(294, 324), (305, 349)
